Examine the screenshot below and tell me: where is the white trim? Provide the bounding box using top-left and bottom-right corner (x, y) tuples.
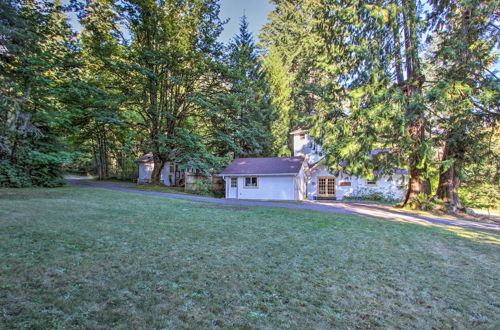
(220, 173), (299, 177)
(243, 176), (259, 189)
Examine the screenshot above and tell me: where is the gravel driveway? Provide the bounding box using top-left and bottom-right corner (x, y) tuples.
(68, 179), (499, 231)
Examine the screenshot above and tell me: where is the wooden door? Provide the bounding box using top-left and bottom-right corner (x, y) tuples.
(318, 177), (335, 198)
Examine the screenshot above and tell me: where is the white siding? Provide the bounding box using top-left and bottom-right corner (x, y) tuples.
(138, 162), (175, 186)
(306, 165), (333, 199)
(292, 133), (323, 165)
(347, 175), (407, 201)
(162, 163), (177, 186)
(307, 165), (406, 201)
(138, 163), (153, 183)
(231, 176), (297, 200)
(295, 163), (307, 200)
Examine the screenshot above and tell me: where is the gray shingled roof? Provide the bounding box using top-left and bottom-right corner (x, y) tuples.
(220, 157), (305, 175)
(136, 152), (153, 163)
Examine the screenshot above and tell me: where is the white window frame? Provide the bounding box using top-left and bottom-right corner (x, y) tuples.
(230, 177), (237, 188)
(244, 177), (259, 188)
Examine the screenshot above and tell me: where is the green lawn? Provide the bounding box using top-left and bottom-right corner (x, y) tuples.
(1, 186), (499, 328)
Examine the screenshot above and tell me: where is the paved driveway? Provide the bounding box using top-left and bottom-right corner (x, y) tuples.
(68, 179), (500, 231)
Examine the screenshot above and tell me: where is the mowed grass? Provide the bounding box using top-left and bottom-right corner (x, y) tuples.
(0, 187), (499, 329)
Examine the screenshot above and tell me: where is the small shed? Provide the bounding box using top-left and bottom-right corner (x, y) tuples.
(135, 153), (188, 186)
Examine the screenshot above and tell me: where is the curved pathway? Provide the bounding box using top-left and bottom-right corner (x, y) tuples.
(68, 179), (500, 231)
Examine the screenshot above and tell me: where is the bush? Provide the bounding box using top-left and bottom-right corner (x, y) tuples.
(414, 193), (442, 211)
(0, 160), (32, 187)
(344, 188), (401, 203)
(0, 151), (73, 188)
(186, 179), (224, 198)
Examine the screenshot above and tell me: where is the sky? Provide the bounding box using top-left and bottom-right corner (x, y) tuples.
(218, 0), (274, 43)
(64, 0), (275, 44)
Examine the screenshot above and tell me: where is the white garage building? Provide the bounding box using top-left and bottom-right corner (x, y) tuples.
(219, 157), (307, 201)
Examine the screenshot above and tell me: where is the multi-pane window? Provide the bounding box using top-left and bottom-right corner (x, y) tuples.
(327, 180), (335, 195)
(230, 177), (237, 188)
(244, 177), (258, 187)
(318, 178), (326, 195)
(318, 177), (335, 195)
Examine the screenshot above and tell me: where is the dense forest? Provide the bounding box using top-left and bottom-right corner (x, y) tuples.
(1, 0), (498, 211)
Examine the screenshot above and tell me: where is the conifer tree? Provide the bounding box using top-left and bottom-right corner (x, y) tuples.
(207, 15), (272, 158)
(428, 0), (499, 211)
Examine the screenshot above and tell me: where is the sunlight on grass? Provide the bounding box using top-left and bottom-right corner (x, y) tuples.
(443, 226), (500, 245)
(0, 186), (499, 328)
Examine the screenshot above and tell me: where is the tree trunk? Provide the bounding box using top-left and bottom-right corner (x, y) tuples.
(399, 0), (428, 208)
(403, 163), (425, 208)
(436, 164), (463, 212)
(151, 157), (165, 185)
(95, 126), (108, 180)
(401, 115), (429, 208)
(435, 142), (464, 212)
(401, 0), (413, 80)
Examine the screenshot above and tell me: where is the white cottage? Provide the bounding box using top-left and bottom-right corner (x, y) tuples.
(290, 127), (407, 201)
(220, 128), (407, 201)
(219, 157), (307, 200)
(136, 153), (195, 186)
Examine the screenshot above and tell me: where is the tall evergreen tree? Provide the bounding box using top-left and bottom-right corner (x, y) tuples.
(428, 0), (499, 211)
(262, 46), (295, 156)
(206, 15), (272, 158)
(260, 0), (498, 209)
(260, 0), (317, 155)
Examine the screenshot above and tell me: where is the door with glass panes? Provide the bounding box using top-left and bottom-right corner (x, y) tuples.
(317, 177), (335, 199)
(228, 177), (238, 198)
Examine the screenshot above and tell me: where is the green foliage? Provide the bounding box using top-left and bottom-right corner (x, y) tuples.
(343, 188), (402, 203)
(28, 150), (74, 187)
(0, 160), (31, 188)
(192, 179), (211, 193)
(260, 0), (499, 209)
(413, 194), (440, 211)
(262, 47), (294, 156)
(460, 183), (500, 211)
(0, 149), (73, 188)
(205, 15), (273, 159)
(427, 0), (499, 208)
(0, 0), (79, 187)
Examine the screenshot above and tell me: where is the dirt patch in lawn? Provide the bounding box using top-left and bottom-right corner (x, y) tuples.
(191, 203), (248, 211)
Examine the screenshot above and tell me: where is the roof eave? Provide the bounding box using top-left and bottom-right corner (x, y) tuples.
(219, 173), (300, 177)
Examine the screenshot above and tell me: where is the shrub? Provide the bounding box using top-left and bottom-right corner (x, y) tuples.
(344, 188), (402, 203)
(0, 160), (32, 187)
